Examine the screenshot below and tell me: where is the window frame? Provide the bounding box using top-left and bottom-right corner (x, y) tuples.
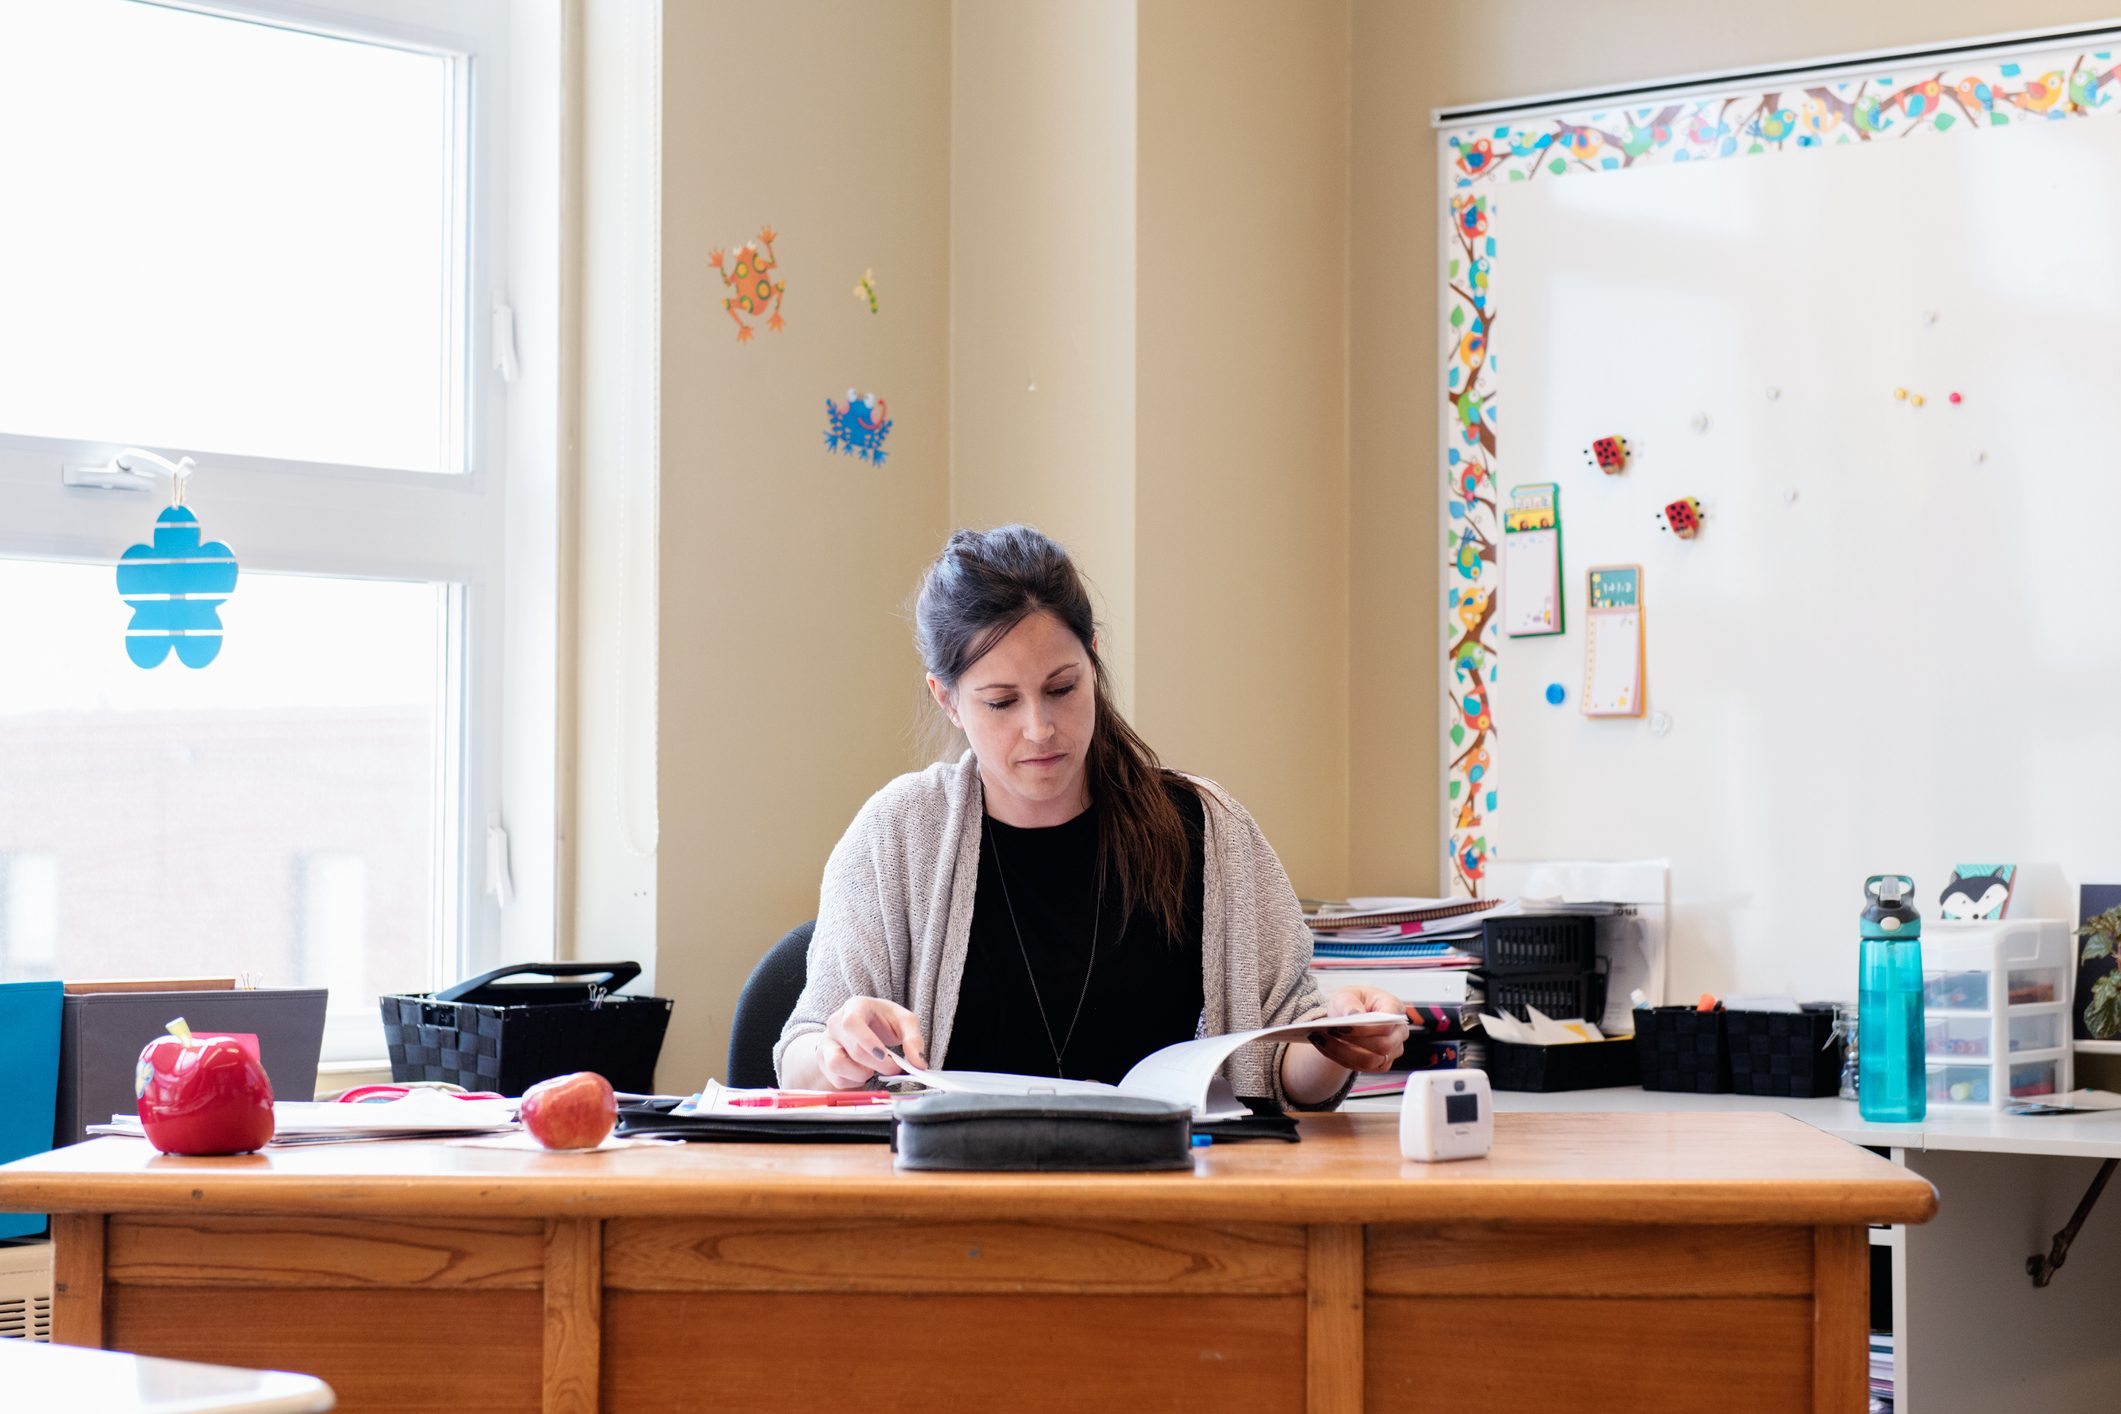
(0, 0), (545, 1063)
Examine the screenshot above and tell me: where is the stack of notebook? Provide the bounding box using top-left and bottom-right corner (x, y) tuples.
(1305, 897), (1504, 1092)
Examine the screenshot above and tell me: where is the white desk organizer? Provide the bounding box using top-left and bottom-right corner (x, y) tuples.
(1921, 918), (2073, 1109)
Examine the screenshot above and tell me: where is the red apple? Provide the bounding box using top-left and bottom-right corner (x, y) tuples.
(135, 1018), (275, 1156)
(519, 1071), (617, 1150)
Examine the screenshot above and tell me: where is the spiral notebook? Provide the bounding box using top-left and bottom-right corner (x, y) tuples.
(1582, 565), (1644, 717)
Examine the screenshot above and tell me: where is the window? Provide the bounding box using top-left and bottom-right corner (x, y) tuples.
(0, 0), (543, 1064)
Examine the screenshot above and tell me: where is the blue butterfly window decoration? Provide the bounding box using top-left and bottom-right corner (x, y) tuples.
(111, 448), (240, 668)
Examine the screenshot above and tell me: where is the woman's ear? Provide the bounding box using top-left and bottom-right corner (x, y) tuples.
(926, 674), (959, 729)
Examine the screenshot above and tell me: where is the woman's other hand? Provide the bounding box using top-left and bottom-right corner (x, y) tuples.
(1307, 986), (1411, 1073)
(816, 997), (930, 1088)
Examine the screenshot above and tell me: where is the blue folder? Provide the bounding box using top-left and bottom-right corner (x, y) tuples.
(0, 979), (63, 1238)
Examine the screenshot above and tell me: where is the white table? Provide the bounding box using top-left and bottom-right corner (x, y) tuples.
(1355, 1086), (2121, 1411)
(0, 1338), (334, 1414)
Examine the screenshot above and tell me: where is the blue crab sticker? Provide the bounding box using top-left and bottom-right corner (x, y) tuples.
(116, 505), (239, 668)
(825, 389), (891, 465)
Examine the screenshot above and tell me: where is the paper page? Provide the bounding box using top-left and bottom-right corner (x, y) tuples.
(885, 1065), (1116, 1100)
(1504, 525), (1560, 636)
(892, 1012), (1403, 1120)
(1502, 483), (1563, 637)
(1115, 1012), (1406, 1117)
(1583, 608), (1641, 715)
(676, 1081), (903, 1121)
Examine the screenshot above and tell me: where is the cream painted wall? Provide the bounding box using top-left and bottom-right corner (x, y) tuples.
(1136, 0), (1351, 900)
(1348, 0), (2121, 893)
(951, 2), (1138, 717)
(654, 0), (952, 1092)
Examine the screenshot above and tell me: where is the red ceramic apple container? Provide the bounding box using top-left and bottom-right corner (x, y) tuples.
(135, 1018), (276, 1155)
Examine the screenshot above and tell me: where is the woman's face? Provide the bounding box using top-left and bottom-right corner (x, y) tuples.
(930, 609), (1096, 828)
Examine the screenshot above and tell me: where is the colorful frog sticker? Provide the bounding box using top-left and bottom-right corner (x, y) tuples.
(709, 226), (786, 343)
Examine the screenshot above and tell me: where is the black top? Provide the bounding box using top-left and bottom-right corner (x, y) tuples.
(946, 780), (1207, 1084)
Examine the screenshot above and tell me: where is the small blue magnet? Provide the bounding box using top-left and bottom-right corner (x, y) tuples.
(1545, 683), (1566, 705)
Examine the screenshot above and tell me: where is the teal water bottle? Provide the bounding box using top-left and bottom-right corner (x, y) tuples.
(1858, 874), (1926, 1122)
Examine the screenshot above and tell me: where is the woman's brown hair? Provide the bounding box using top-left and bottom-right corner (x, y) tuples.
(913, 525), (1195, 941)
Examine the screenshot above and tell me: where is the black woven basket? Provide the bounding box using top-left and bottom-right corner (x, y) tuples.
(1482, 962), (1608, 1024)
(1726, 1004), (1843, 1098)
(1481, 914), (1597, 973)
(1634, 1006), (1731, 1093)
(1487, 1037), (1640, 1092)
(380, 961), (672, 1095)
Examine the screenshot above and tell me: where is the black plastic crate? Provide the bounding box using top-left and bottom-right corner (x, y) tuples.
(1487, 1037), (1640, 1092)
(1481, 914), (1596, 973)
(380, 961), (672, 1096)
(1482, 962), (1608, 1024)
(1726, 1004), (1842, 1098)
(1634, 1005), (1731, 1093)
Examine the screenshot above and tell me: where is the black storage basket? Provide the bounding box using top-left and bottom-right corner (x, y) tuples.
(380, 961), (672, 1096)
(1482, 961), (1608, 1024)
(1481, 914), (1596, 974)
(1488, 1037), (1641, 1092)
(1726, 1004), (1843, 1098)
(1634, 1005), (1731, 1093)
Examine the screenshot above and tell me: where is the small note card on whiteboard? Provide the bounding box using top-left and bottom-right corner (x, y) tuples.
(1583, 565), (1644, 717)
(1502, 483), (1563, 637)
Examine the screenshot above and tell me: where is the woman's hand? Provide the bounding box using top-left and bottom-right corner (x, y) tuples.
(814, 997), (929, 1089)
(1306, 986), (1411, 1073)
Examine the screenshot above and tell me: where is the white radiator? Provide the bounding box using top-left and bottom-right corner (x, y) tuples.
(0, 1240), (53, 1341)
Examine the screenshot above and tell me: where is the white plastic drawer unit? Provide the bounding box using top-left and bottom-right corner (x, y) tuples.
(1920, 919), (2073, 1109)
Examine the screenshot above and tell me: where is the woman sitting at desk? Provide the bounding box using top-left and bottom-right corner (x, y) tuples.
(775, 524), (1408, 1109)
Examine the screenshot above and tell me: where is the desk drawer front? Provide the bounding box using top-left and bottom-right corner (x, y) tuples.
(603, 1218), (1308, 1295)
(105, 1213), (546, 1289)
(604, 1290), (1305, 1414)
(1367, 1223), (1813, 1297)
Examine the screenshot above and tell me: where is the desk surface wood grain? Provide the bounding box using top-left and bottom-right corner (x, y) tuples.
(0, 1111), (1936, 1226)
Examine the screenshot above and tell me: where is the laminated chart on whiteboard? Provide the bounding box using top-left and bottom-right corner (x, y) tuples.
(1502, 482), (1563, 637)
(1582, 566), (1643, 717)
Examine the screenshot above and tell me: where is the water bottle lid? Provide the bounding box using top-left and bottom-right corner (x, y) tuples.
(1872, 876), (1908, 903)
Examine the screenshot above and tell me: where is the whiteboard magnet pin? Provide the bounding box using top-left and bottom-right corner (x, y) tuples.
(1894, 387), (1908, 401)
(1690, 413), (1709, 433)
(1783, 488), (1799, 504)
(1650, 711), (1673, 736)
(1765, 386), (1780, 401)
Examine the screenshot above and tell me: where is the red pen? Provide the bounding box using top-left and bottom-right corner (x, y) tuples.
(727, 1091), (893, 1108)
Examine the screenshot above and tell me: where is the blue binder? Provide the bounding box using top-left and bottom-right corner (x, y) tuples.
(0, 979), (63, 1238)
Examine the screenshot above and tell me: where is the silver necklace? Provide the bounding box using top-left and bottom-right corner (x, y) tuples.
(983, 822), (1104, 1079)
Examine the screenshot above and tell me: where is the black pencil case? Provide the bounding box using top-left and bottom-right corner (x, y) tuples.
(892, 1093), (1194, 1171)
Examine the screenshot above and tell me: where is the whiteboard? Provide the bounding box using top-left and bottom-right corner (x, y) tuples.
(1470, 98), (2121, 1005)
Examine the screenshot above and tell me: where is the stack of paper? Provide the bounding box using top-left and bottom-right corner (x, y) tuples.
(90, 1092), (520, 1146)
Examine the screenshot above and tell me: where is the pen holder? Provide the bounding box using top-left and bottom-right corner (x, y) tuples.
(1725, 1004), (1843, 1099)
(1633, 1006), (1731, 1093)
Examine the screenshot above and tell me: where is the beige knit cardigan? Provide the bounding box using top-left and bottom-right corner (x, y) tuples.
(774, 752), (1347, 1110)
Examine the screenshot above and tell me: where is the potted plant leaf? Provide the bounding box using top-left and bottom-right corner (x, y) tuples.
(2076, 905), (2121, 1040)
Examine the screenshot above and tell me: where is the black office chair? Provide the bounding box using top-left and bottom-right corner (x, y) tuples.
(726, 920), (814, 1088)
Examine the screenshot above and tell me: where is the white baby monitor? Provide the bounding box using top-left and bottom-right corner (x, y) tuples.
(1399, 1068), (1494, 1162)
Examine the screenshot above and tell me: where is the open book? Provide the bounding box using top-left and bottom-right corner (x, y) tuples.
(895, 1012), (1405, 1121)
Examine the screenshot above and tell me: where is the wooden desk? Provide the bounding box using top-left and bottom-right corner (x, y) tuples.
(0, 1112), (1933, 1414)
